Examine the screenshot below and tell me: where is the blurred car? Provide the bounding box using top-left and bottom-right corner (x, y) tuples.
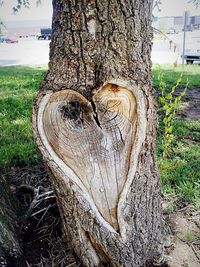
(182, 49), (200, 64)
(38, 28), (51, 40)
(166, 28), (178, 34)
(0, 34), (6, 43)
(182, 25), (193, 32)
(5, 36), (18, 43)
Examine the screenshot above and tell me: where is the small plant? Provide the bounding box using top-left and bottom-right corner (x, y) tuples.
(158, 71), (188, 158)
(184, 230), (199, 242)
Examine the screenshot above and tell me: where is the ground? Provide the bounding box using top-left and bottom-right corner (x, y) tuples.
(163, 204), (200, 267)
(0, 65), (199, 266)
(176, 88), (200, 120)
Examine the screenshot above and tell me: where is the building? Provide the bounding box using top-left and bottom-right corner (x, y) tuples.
(152, 15), (200, 33)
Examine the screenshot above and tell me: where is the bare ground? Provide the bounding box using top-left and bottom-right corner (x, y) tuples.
(176, 88), (200, 120)
(163, 204), (200, 267)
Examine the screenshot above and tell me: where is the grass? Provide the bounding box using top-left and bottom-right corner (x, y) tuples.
(184, 230), (199, 242)
(153, 64), (200, 89)
(157, 120), (200, 207)
(154, 65), (200, 207)
(0, 66), (47, 169)
(0, 65), (200, 207)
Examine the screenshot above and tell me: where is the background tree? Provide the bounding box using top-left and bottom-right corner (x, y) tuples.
(32, 0), (164, 266)
(189, 0), (200, 7)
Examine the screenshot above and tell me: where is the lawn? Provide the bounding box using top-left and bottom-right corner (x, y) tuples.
(153, 64), (200, 90)
(0, 65), (199, 207)
(0, 66), (47, 168)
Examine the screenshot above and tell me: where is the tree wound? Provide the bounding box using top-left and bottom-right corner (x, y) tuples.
(42, 83), (138, 231)
(59, 100), (93, 128)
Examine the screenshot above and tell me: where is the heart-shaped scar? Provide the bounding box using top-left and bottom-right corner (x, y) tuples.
(37, 80), (146, 232)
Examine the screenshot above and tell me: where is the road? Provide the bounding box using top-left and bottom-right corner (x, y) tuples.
(0, 31), (200, 66)
(0, 38), (50, 66)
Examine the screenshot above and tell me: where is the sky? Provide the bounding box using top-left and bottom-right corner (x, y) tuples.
(0, 0), (199, 22)
(154, 0), (200, 17)
(0, 0), (53, 22)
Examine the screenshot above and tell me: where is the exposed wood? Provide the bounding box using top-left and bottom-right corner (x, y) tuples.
(32, 0), (164, 266)
(38, 80), (146, 232)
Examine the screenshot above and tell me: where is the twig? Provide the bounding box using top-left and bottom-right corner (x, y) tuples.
(26, 261), (31, 267)
(36, 203), (56, 227)
(191, 242), (200, 262)
(21, 187), (55, 220)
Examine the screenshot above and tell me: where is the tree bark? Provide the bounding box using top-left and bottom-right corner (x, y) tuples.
(0, 175), (21, 266)
(32, 0), (164, 266)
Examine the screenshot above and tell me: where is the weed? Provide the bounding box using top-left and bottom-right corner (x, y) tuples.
(158, 70), (188, 158)
(184, 230), (199, 242)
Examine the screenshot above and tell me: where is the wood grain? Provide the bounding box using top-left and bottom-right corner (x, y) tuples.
(43, 83), (137, 230)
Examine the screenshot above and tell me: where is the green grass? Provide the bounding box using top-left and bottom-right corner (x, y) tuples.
(0, 65), (200, 207)
(0, 66), (47, 169)
(157, 120), (200, 207)
(154, 64), (200, 208)
(152, 64), (200, 89)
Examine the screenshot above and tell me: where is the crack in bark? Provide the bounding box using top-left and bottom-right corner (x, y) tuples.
(91, 99), (102, 129)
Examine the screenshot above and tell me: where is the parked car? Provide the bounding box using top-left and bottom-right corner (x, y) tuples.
(182, 49), (200, 64)
(182, 25), (193, 32)
(38, 28), (51, 40)
(5, 36), (18, 43)
(166, 28), (178, 34)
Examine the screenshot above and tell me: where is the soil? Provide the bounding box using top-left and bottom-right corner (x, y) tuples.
(175, 88), (200, 120)
(163, 204), (200, 267)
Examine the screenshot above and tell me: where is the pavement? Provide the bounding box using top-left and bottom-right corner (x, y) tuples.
(0, 38), (50, 66)
(0, 31), (199, 67)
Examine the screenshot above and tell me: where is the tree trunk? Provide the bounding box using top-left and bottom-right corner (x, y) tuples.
(0, 175), (21, 266)
(32, 0), (164, 266)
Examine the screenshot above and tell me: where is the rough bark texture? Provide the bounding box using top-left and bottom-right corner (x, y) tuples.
(0, 176), (21, 266)
(32, 0), (164, 266)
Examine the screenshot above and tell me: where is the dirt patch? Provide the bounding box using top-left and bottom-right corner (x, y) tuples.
(176, 88), (200, 120)
(164, 205), (200, 267)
